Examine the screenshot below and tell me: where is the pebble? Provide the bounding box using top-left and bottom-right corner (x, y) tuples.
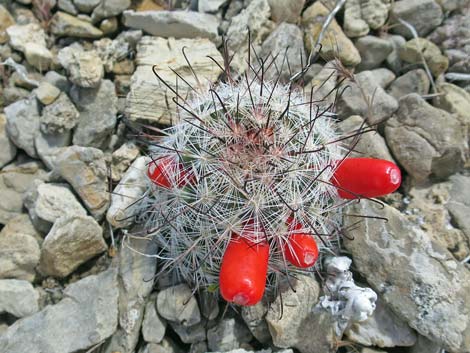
(343, 0), (390, 37)
(156, 284), (201, 326)
(0, 267), (119, 353)
(0, 114), (17, 168)
(344, 201), (470, 353)
(387, 69), (430, 100)
(58, 45), (104, 88)
(207, 318), (252, 352)
(268, 0), (305, 23)
(385, 94), (466, 182)
(49, 11), (103, 38)
(399, 38), (449, 77)
(356, 35), (394, 70)
(390, 0), (443, 38)
(142, 295), (167, 344)
(54, 146), (110, 219)
(0, 279), (39, 318)
(24, 181), (87, 233)
(35, 81), (61, 105)
(40, 92), (80, 134)
(0, 5), (15, 44)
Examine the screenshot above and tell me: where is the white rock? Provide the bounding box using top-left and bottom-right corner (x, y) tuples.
(0, 279), (39, 318)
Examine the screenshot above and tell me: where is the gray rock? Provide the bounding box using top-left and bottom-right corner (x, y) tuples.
(390, 0), (443, 38)
(343, 201), (470, 353)
(198, 0), (227, 13)
(0, 267), (119, 353)
(171, 320), (206, 344)
(343, 0), (390, 37)
(91, 0), (131, 23)
(356, 35), (394, 70)
(337, 71), (398, 124)
(58, 46), (104, 88)
(446, 174), (470, 239)
(241, 298), (271, 344)
(110, 141), (140, 182)
(35, 82), (61, 105)
(259, 22), (305, 82)
(385, 34), (406, 74)
(0, 114), (17, 168)
(50, 11), (103, 38)
(0, 279), (39, 318)
(54, 146), (109, 219)
(40, 92), (79, 134)
(207, 318), (252, 352)
(4, 96), (40, 158)
(268, 0), (305, 23)
(142, 296), (167, 344)
(58, 0), (78, 15)
(385, 94), (466, 182)
(157, 284), (201, 326)
(70, 79), (117, 148)
(38, 215), (106, 277)
(387, 69), (430, 100)
(73, 0), (100, 13)
(345, 298), (417, 347)
(24, 181), (87, 234)
(123, 10), (219, 43)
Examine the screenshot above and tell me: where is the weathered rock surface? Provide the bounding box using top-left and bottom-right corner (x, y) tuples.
(344, 201), (470, 353)
(50, 11), (103, 38)
(58, 45), (104, 88)
(157, 284), (201, 326)
(207, 318), (252, 352)
(0, 267), (119, 353)
(390, 0), (443, 38)
(0, 279), (39, 318)
(0, 114), (17, 168)
(385, 94), (466, 182)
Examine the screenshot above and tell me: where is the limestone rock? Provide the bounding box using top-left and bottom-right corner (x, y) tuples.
(387, 69), (430, 100)
(399, 38), (449, 77)
(0, 279), (39, 318)
(157, 284), (201, 326)
(385, 94), (466, 182)
(58, 45), (104, 88)
(50, 11), (103, 38)
(343, 201), (470, 353)
(390, 0), (443, 38)
(268, 0), (305, 23)
(40, 92), (79, 134)
(0, 114), (17, 168)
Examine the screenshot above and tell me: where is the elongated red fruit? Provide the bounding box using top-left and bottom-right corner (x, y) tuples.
(331, 158), (401, 199)
(219, 235), (269, 306)
(148, 156), (193, 188)
(284, 218), (319, 268)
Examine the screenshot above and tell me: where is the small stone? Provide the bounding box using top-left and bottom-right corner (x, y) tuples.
(58, 0), (78, 15)
(142, 296), (167, 344)
(40, 92), (79, 134)
(399, 38), (449, 77)
(207, 318), (252, 352)
(123, 10), (219, 43)
(54, 146), (109, 219)
(198, 0), (228, 13)
(0, 114), (17, 168)
(387, 69), (430, 100)
(70, 79), (117, 148)
(35, 82), (61, 105)
(99, 17), (118, 34)
(91, 0), (131, 23)
(58, 45), (104, 88)
(390, 0), (443, 38)
(241, 299), (271, 344)
(302, 2), (361, 67)
(4, 96), (40, 158)
(385, 94), (466, 182)
(107, 156), (149, 228)
(0, 279), (39, 318)
(0, 5), (15, 44)
(356, 35), (394, 70)
(0, 267), (119, 353)
(156, 284), (201, 326)
(50, 11), (103, 38)
(73, 0), (100, 13)
(24, 182), (87, 233)
(344, 0), (390, 37)
(268, 0), (305, 23)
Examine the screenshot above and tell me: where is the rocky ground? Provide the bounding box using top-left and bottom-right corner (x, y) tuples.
(0, 0), (470, 352)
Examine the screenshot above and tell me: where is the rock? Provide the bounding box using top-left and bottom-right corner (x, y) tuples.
(58, 45), (104, 88)
(0, 5), (15, 44)
(54, 146), (109, 219)
(344, 201), (470, 353)
(101, 236), (157, 353)
(38, 215), (106, 278)
(207, 318), (252, 352)
(40, 92), (79, 134)
(50, 11), (103, 38)
(73, 0), (100, 13)
(433, 83), (470, 130)
(345, 299), (417, 347)
(4, 96), (40, 158)
(24, 182), (87, 234)
(198, 0), (228, 13)
(259, 22), (306, 81)
(268, 0), (305, 23)
(337, 70), (398, 124)
(122, 10), (219, 43)
(107, 156), (149, 228)
(390, 0), (443, 38)
(156, 284), (201, 326)
(385, 34), (406, 74)
(0, 216), (40, 282)
(241, 299), (271, 344)
(399, 38), (449, 77)
(35, 82), (61, 105)
(356, 35), (394, 70)
(142, 295), (167, 344)
(0, 267), (119, 353)
(446, 174), (470, 239)
(126, 37), (222, 125)
(171, 320), (206, 344)
(91, 0), (131, 23)
(58, 0), (78, 15)
(302, 2), (361, 67)
(387, 69), (430, 100)
(111, 142), (140, 182)
(385, 94), (466, 182)
(0, 114), (17, 168)
(6, 23), (47, 52)
(24, 43), (53, 71)
(343, 0), (390, 37)
(370, 68), (396, 88)
(70, 79), (117, 148)
(0, 279), (39, 318)
(338, 115), (395, 162)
